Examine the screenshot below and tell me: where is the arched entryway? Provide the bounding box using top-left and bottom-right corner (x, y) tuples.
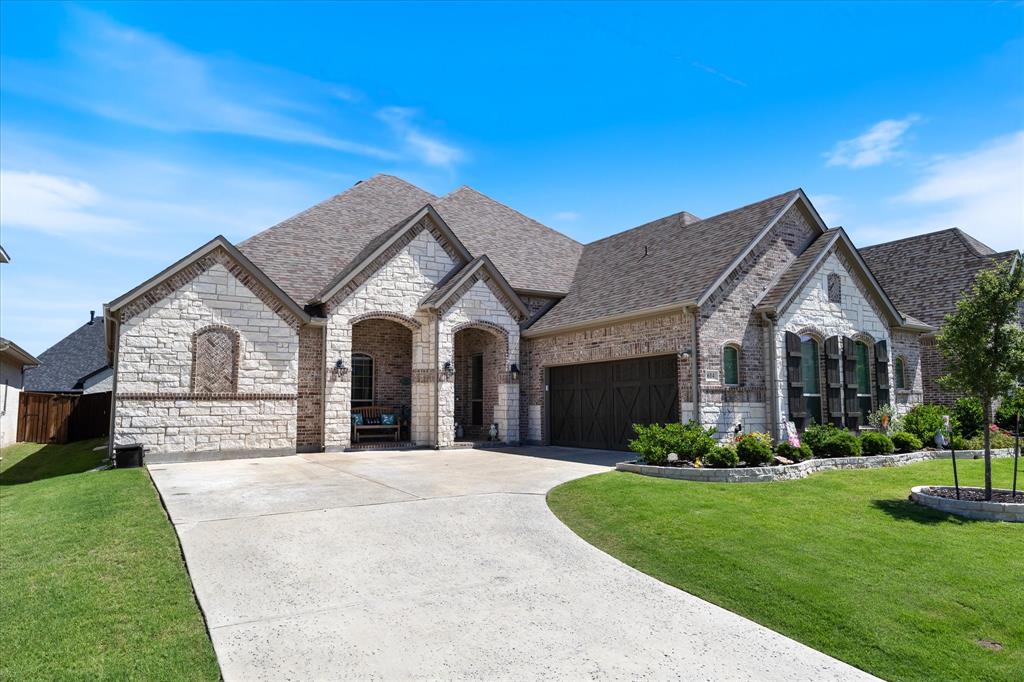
(350, 315), (415, 442)
(452, 323), (508, 441)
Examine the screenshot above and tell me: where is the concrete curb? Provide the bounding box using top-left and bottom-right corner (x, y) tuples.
(910, 485), (1024, 522)
(616, 448), (1016, 483)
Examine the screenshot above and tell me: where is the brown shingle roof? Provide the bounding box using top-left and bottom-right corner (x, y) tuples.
(526, 190), (802, 334)
(860, 228), (1017, 328)
(238, 175), (584, 304)
(756, 229), (842, 312)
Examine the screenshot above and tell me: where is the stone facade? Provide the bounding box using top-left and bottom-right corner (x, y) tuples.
(113, 262), (298, 453)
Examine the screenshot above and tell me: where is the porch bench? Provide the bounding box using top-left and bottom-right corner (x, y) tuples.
(351, 406), (401, 443)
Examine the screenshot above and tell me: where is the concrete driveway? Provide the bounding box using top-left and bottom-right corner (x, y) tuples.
(149, 447), (874, 681)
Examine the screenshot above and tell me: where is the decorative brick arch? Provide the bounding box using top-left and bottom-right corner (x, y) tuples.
(191, 324), (240, 394)
(349, 311), (422, 331)
(451, 320), (509, 341)
(794, 326), (828, 343)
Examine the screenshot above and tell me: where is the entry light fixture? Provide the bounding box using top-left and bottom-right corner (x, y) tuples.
(333, 358), (348, 379)
(509, 363), (520, 379)
(442, 360), (454, 379)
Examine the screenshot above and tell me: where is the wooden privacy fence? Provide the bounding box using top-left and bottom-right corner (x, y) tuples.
(17, 392), (111, 444)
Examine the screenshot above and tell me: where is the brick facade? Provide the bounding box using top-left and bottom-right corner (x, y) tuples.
(297, 325), (324, 451)
(453, 327), (503, 440)
(520, 311), (693, 443)
(352, 318), (413, 417)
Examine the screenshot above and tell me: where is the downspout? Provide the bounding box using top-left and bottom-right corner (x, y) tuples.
(105, 313), (120, 461)
(763, 312), (780, 441)
(689, 307), (700, 420)
(434, 314), (441, 449)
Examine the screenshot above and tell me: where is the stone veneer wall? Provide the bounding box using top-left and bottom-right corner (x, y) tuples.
(697, 204), (818, 436)
(297, 325), (324, 451)
(438, 279), (520, 446)
(772, 249), (918, 438)
(114, 262), (298, 453)
(519, 311), (692, 444)
(324, 228), (454, 451)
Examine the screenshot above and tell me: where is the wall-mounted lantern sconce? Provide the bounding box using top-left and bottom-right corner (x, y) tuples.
(678, 349), (692, 360)
(442, 360), (454, 379)
(333, 358), (348, 379)
(509, 363), (520, 379)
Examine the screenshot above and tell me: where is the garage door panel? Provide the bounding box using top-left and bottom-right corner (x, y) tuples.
(549, 355), (679, 451)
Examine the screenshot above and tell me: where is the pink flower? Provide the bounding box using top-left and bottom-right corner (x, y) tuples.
(788, 434), (801, 447)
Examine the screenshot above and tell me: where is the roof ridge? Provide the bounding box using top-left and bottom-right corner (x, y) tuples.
(585, 189), (800, 248)
(440, 185), (585, 246)
(860, 227), (960, 253)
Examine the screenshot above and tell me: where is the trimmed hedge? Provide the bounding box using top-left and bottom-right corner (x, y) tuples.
(891, 431), (922, 454)
(702, 445), (739, 469)
(736, 432), (774, 466)
(860, 432), (895, 456)
(802, 424), (862, 458)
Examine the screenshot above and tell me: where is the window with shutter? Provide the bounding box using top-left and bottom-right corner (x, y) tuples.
(800, 336), (822, 424)
(842, 337), (861, 429)
(824, 336), (843, 427)
(894, 357), (906, 390)
(784, 331), (805, 427)
(874, 340), (890, 407)
(855, 341), (873, 421)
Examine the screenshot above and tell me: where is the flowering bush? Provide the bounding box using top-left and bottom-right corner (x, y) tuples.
(735, 432), (774, 466)
(629, 421), (716, 465)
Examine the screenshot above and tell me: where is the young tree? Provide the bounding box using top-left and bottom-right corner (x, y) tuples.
(938, 255), (1024, 500)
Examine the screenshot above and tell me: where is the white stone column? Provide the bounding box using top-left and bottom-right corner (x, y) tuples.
(436, 324), (456, 448)
(324, 319), (352, 451)
(411, 313), (437, 446)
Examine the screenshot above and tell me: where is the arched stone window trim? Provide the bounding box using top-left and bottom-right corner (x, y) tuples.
(191, 325), (240, 394)
(451, 319), (510, 340)
(722, 342), (741, 386)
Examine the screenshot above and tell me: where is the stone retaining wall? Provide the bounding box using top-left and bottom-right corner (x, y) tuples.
(616, 448), (1015, 483)
(911, 486), (1024, 522)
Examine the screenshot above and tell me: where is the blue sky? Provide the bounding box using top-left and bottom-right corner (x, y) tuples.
(1, 1), (1022, 354)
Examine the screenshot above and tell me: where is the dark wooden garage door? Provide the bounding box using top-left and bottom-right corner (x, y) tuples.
(548, 355), (679, 451)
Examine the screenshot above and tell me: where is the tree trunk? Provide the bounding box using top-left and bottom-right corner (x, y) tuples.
(983, 398), (993, 501)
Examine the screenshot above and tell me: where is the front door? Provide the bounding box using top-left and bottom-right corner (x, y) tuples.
(470, 354), (484, 426)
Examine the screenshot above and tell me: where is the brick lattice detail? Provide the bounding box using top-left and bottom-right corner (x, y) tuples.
(349, 311), (422, 330)
(190, 325), (240, 394)
(119, 247), (303, 328)
(119, 392), (297, 401)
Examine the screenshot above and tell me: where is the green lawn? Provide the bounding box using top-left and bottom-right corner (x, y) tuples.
(548, 457), (1023, 682)
(1, 440), (219, 681)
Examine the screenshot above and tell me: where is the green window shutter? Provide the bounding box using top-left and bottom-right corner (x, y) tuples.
(785, 331), (806, 426)
(874, 340), (890, 407)
(723, 346), (739, 385)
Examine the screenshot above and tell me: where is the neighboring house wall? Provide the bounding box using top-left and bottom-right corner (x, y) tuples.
(1, 357), (25, 447)
(114, 261), (299, 454)
(82, 368), (113, 394)
(520, 311), (693, 443)
(697, 204), (819, 436)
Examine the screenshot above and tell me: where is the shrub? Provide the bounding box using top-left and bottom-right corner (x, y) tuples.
(802, 424), (862, 458)
(736, 432), (773, 466)
(890, 431), (922, 454)
(702, 445), (739, 469)
(964, 426), (1018, 450)
(867, 404), (902, 434)
(629, 421), (716, 465)
(860, 431), (895, 456)
(995, 396), (1024, 432)
(952, 398), (985, 438)
(901, 404), (955, 444)
(775, 441), (813, 462)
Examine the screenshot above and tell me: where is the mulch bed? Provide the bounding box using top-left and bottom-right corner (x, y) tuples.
(924, 488), (1024, 504)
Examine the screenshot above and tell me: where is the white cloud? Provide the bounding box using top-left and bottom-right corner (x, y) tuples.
(893, 131), (1024, 250)
(552, 211), (581, 221)
(0, 170), (134, 235)
(826, 115), (921, 169)
(0, 9), (466, 167)
(377, 107), (465, 168)
(691, 61), (747, 87)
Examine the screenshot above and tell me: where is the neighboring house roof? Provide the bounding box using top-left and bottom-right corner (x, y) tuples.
(0, 244), (10, 264)
(860, 228), (1018, 329)
(525, 189), (812, 335)
(238, 174), (584, 304)
(23, 319), (105, 392)
(0, 337), (41, 368)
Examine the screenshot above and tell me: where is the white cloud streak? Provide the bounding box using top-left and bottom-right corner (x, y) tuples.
(377, 107), (465, 168)
(0, 170), (134, 235)
(826, 115), (921, 169)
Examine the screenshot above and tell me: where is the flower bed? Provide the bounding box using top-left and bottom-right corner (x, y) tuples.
(616, 448), (1015, 483)
(911, 485), (1024, 522)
